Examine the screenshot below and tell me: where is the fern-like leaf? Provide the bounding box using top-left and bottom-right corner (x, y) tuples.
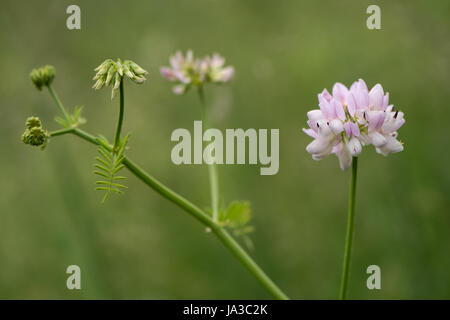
(94, 135), (130, 203)
(55, 106), (86, 129)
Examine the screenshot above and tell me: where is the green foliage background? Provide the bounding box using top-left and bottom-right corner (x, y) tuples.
(0, 0), (449, 299)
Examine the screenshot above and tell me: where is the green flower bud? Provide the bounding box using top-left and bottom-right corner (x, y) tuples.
(122, 63), (134, 79)
(105, 65), (115, 86)
(25, 116), (42, 129)
(93, 58), (148, 99)
(22, 116), (49, 148)
(22, 127), (49, 147)
(30, 65), (55, 91)
(129, 61), (148, 76)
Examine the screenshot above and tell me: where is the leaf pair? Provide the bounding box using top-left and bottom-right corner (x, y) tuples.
(94, 135), (129, 203)
(55, 106), (86, 128)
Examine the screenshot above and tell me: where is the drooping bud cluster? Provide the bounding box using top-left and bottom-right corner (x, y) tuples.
(160, 50), (234, 95)
(303, 79), (405, 170)
(30, 65), (55, 91)
(22, 116), (49, 148)
(93, 59), (148, 99)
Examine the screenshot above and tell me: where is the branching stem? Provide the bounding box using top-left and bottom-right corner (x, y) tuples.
(47, 87), (289, 300)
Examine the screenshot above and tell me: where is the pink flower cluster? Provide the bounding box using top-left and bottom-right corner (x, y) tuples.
(160, 50), (234, 95)
(303, 79), (405, 170)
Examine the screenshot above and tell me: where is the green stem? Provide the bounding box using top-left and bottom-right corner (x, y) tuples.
(49, 127), (74, 137)
(122, 155), (214, 227)
(339, 157), (358, 300)
(47, 85), (71, 122)
(208, 164), (219, 221)
(198, 86), (220, 221)
(113, 79), (124, 150)
(48, 127), (289, 300)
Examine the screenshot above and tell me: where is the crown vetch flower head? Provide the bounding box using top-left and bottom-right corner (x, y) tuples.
(30, 65), (55, 91)
(93, 59), (148, 99)
(303, 79), (405, 170)
(160, 50), (234, 95)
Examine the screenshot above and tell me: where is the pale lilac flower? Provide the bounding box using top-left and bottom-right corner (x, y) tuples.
(303, 79), (405, 170)
(204, 53), (235, 83)
(160, 51), (234, 95)
(160, 50), (203, 94)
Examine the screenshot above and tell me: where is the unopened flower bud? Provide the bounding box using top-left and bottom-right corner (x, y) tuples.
(25, 116), (42, 129)
(30, 65), (55, 91)
(93, 58), (148, 99)
(22, 116), (49, 148)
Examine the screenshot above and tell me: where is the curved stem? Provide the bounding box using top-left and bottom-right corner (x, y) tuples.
(48, 127), (289, 300)
(47, 85), (71, 122)
(339, 157), (358, 300)
(198, 86), (220, 221)
(113, 79), (125, 150)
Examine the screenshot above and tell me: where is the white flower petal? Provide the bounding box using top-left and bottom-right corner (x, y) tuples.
(369, 131), (387, 147)
(329, 119), (344, 134)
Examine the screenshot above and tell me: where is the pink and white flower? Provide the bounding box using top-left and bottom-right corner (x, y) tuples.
(160, 51), (234, 95)
(303, 79), (405, 170)
(203, 53), (235, 83)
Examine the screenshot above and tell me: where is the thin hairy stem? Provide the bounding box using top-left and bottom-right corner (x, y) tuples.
(113, 79), (125, 151)
(198, 86), (220, 221)
(339, 157), (358, 300)
(47, 85), (71, 122)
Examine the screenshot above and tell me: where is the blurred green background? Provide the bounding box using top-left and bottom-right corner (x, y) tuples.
(0, 0), (449, 299)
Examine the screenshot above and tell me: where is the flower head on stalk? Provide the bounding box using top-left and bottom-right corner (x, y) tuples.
(93, 59), (148, 99)
(303, 79), (405, 170)
(160, 50), (234, 95)
(30, 65), (55, 91)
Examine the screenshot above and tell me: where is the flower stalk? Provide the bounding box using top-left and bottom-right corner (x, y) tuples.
(47, 84), (71, 123)
(198, 86), (220, 222)
(339, 156), (358, 300)
(113, 79), (125, 151)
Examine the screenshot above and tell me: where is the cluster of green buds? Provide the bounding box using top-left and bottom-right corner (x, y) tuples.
(92, 59), (148, 99)
(22, 116), (49, 149)
(30, 65), (55, 91)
